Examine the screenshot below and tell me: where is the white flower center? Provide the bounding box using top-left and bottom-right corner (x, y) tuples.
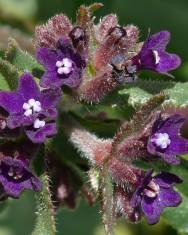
(23, 99), (42, 117)
(56, 58), (73, 75)
(144, 180), (160, 198)
(151, 133), (171, 149)
(34, 119), (46, 129)
(153, 50), (160, 64)
(8, 167), (23, 180)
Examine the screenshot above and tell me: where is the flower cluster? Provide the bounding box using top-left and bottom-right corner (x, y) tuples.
(111, 111), (188, 224)
(34, 8), (181, 104)
(70, 105), (188, 225)
(0, 3), (186, 233)
(0, 72), (62, 198)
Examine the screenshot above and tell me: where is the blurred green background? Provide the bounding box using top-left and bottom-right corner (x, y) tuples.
(0, 0), (188, 234)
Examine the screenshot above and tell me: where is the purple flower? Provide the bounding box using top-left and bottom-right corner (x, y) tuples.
(0, 73), (61, 143)
(0, 156), (41, 198)
(37, 37), (86, 89)
(131, 170), (182, 224)
(147, 114), (188, 165)
(132, 31), (181, 74)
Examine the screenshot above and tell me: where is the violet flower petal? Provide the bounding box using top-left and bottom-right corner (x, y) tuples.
(0, 92), (23, 114)
(61, 69), (82, 88)
(152, 114), (185, 135)
(7, 114), (34, 129)
(156, 51), (181, 73)
(141, 196), (162, 224)
(165, 136), (188, 155)
(155, 171), (183, 188)
(40, 88), (62, 110)
(143, 31), (170, 51)
(159, 188), (182, 208)
(26, 122), (57, 143)
(36, 47), (59, 71)
(18, 73), (40, 100)
(40, 71), (62, 88)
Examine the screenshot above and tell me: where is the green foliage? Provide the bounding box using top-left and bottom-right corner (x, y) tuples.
(119, 80), (188, 108)
(163, 193), (188, 234)
(0, 57), (19, 90)
(0, 37), (43, 91)
(5, 38), (43, 77)
(163, 161), (188, 233)
(0, 1), (187, 235)
(32, 173), (56, 235)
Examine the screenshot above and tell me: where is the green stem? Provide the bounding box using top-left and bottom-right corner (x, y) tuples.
(32, 173), (56, 235)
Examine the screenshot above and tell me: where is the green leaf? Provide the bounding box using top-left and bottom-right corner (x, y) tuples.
(163, 163), (188, 233)
(32, 173), (56, 235)
(119, 80), (188, 108)
(0, 57), (19, 90)
(5, 38), (43, 76)
(163, 193), (188, 234)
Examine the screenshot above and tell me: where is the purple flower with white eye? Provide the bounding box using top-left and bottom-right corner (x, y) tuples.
(132, 31), (181, 75)
(37, 37), (86, 89)
(0, 156), (41, 198)
(147, 114), (188, 165)
(0, 73), (61, 143)
(131, 170), (182, 225)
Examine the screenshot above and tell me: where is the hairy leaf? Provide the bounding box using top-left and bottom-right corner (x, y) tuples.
(163, 193), (188, 234)
(5, 38), (43, 76)
(0, 57), (19, 90)
(119, 80), (188, 108)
